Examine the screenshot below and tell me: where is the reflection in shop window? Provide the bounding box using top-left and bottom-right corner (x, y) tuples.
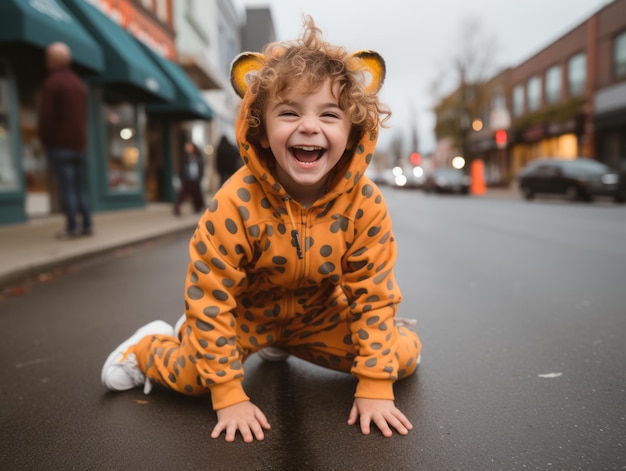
(106, 103), (141, 192)
(568, 53), (586, 96)
(527, 75), (541, 112)
(0, 66), (19, 192)
(513, 84), (524, 117)
(615, 31), (626, 78)
(545, 65), (562, 104)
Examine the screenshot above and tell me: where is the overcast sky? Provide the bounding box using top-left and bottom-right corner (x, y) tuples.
(236, 0), (612, 154)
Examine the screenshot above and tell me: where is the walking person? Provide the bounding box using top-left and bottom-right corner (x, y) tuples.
(215, 134), (241, 186)
(102, 17), (422, 443)
(173, 136), (205, 216)
(38, 42), (92, 239)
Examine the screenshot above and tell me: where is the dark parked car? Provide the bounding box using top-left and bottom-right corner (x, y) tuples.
(517, 157), (625, 202)
(422, 168), (470, 194)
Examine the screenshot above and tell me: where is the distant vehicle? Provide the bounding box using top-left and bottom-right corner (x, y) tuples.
(364, 167), (396, 187)
(517, 157), (625, 202)
(390, 165), (424, 189)
(422, 168), (470, 194)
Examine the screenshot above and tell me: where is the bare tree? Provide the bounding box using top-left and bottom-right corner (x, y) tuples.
(390, 131), (404, 167)
(432, 16), (500, 161)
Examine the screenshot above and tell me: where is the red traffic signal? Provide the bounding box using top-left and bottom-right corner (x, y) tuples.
(495, 130), (507, 147)
(410, 152), (421, 165)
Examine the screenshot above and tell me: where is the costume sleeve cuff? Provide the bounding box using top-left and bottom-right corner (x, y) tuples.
(354, 377), (395, 400)
(209, 380), (250, 410)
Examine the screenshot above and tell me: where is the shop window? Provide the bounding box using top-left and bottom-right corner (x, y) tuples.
(557, 134), (578, 158)
(155, 0), (168, 22)
(545, 65), (562, 104)
(0, 64), (19, 192)
(527, 75), (541, 112)
(513, 84), (524, 117)
(615, 30), (626, 78)
(105, 103), (141, 192)
(568, 53), (586, 96)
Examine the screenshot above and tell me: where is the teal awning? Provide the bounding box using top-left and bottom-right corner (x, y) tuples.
(0, 0), (103, 73)
(60, 0), (174, 103)
(139, 42), (213, 121)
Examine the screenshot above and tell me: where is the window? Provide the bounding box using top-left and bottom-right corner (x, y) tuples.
(533, 164), (560, 177)
(155, 0), (168, 23)
(527, 75), (542, 111)
(545, 65), (562, 103)
(0, 64), (19, 192)
(105, 103), (142, 192)
(491, 93), (505, 111)
(513, 84), (524, 117)
(568, 53), (586, 96)
(615, 30), (626, 78)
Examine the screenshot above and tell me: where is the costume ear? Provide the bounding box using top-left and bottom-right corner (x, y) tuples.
(230, 52), (266, 98)
(351, 50), (386, 94)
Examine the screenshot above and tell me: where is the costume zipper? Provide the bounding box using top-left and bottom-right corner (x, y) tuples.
(284, 197), (303, 260)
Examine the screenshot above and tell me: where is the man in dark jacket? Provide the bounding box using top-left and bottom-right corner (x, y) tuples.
(38, 42), (92, 239)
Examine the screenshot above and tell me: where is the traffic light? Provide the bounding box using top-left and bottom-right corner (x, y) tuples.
(495, 130), (507, 148)
(410, 152), (421, 165)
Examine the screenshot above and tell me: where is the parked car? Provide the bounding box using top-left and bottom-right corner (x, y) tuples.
(391, 165), (425, 189)
(517, 157), (625, 202)
(422, 168), (470, 194)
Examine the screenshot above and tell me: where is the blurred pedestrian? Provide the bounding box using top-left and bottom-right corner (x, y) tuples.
(215, 135), (241, 186)
(173, 135), (205, 215)
(38, 42), (92, 239)
(101, 17), (422, 443)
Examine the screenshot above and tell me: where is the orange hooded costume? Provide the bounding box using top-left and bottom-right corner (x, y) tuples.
(132, 38), (421, 412)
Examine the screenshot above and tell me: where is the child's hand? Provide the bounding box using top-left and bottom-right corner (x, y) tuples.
(211, 401), (271, 443)
(348, 398), (413, 437)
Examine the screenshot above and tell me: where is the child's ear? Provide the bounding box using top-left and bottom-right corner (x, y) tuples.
(230, 52), (266, 98)
(351, 51), (386, 94)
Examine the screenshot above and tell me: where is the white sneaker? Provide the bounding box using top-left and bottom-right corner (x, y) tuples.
(257, 347), (290, 362)
(174, 313), (186, 336)
(395, 317), (417, 327)
(101, 320), (175, 394)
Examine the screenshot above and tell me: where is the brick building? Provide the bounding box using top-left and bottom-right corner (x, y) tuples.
(437, 0), (626, 186)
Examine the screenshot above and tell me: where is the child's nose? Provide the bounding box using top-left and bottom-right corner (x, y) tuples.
(298, 116), (320, 133)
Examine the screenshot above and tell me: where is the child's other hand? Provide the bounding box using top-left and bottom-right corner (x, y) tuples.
(348, 398), (413, 437)
(211, 401), (271, 443)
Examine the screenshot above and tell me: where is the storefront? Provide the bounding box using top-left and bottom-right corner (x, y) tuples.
(62, 0), (175, 212)
(139, 41), (214, 203)
(0, 0), (213, 227)
(0, 0), (104, 225)
(594, 82), (626, 173)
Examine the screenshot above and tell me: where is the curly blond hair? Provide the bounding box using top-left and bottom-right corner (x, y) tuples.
(243, 16), (390, 147)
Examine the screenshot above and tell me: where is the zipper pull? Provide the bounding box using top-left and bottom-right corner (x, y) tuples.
(291, 230), (303, 259)
(284, 196), (304, 260)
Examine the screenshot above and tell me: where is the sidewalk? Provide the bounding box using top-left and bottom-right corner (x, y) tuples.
(0, 203), (199, 287)
(0, 186), (518, 288)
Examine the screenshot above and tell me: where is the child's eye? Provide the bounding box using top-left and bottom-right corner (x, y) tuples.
(279, 110), (298, 117)
(322, 112), (340, 119)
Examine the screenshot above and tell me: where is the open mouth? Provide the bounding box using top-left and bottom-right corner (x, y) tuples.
(290, 145), (325, 166)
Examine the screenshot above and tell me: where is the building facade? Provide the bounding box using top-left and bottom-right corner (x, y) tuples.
(593, 0), (626, 173)
(435, 0), (626, 186)
(0, 0), (262, 226)
(172, 0), (244, 195)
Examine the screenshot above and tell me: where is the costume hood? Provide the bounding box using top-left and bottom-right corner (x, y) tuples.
(231, 50), (385, 206)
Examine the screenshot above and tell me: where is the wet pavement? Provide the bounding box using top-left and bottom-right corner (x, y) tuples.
(1, 190), (625, 470)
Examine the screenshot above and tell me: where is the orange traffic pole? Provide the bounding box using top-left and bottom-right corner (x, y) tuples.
(470, 159), (486, 195)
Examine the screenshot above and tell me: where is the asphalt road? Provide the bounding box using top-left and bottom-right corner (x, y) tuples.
(1, 189), (625, 470)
